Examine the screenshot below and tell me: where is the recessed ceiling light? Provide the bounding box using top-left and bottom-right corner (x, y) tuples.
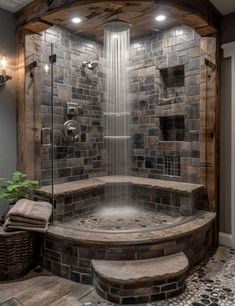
(155, 15), (166, 22)
(72, 17), (81, 24)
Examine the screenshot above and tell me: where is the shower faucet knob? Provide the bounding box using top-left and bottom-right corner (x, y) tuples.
(63, 120), (80, 142)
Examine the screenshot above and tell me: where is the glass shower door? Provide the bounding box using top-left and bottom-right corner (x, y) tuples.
(37, 40), (56, 219)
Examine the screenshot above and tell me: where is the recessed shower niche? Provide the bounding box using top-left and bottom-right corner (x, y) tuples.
(17, 0), (220, 303)
(160, 65), (185, 99)
(160, 115), (185, 141)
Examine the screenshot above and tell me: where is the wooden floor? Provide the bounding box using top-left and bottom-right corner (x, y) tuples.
(0, 270), (106, 306)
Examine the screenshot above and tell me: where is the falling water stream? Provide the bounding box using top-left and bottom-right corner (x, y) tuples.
(104, 20), (131, 204)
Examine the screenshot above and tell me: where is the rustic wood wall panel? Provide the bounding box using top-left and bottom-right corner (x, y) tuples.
(200, 36), (220, 213)
(17, 30), (42, 180)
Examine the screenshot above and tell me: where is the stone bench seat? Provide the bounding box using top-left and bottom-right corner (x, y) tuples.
(35, 176), (206, 218)
(92, 252), (189, 304)
(37, 175), (204, 197)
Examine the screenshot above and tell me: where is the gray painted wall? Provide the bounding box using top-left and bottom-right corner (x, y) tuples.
(221, 12), (235, 45)
(220, 11), (235, 234)
(0, 9), (16, 213)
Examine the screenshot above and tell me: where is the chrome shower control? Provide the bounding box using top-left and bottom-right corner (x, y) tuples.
(63, 120), (80, 142)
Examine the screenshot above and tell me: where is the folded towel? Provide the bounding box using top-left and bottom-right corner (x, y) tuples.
(4, 199), (52, 233)
(3, 219), (49, 233)
(4, 218), (49, 233)
(9, 215), (46, 225)
(7, 199), (52, 223)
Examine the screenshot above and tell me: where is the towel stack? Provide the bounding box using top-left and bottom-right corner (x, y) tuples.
(4, 199), (52, 233)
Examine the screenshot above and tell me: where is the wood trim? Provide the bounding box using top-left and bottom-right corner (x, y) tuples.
(199, 35), (220, 246)
(16, 30), (42, 180)
(200, 36), (220, 214)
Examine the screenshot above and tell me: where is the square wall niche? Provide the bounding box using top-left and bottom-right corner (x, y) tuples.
(160, 115), (185, 141)
(160, 65), (185, 98)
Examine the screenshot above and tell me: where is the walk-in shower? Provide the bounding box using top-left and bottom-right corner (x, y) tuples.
(22, 0), (219, 302)
(33, 18), (213, 228)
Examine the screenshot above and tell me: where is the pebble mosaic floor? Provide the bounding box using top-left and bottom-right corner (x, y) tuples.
(60, 204), (184, 231)
(81, 246), (235, 306)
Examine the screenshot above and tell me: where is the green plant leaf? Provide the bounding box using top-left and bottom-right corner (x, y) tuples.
(7, 185), (19, 192)
(0, 171), (38, 204)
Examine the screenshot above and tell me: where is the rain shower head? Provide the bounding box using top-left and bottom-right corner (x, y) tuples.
(104, 19), (132, 32)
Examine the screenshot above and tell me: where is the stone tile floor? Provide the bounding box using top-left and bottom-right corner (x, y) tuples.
(0, 246), (234, 306)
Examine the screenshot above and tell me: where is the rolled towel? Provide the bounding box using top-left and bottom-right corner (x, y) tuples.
(4, 199), (52, 233)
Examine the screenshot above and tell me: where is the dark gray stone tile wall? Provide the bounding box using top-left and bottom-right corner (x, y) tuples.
(129, 25), (201, 183)
(39, 24), (201, 186)
(40, 27), (105, 186)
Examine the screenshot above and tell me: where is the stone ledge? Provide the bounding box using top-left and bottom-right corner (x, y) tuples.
(92, 252), (189, 284)
(36, 175), (204, 197)
(46, 211), (215, 245)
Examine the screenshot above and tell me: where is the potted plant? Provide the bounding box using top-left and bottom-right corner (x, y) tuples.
(0, 171), (38, 224)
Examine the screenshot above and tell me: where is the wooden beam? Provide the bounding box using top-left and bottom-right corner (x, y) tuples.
(200, 35), (220, 214)
(16, 30), (42, 180)
(19, 20), (54, 33)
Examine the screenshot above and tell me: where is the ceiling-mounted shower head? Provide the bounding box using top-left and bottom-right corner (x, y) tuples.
(104, 19), (132, 32)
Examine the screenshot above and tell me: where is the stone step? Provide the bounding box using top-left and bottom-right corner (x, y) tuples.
(92, 252), (189, 304)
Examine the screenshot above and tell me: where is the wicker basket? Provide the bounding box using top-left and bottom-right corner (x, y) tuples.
(0, 227), (36, 280)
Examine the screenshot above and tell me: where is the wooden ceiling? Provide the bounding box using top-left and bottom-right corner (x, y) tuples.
(16, 1), (221, 40)
(43, 1), (180, 41)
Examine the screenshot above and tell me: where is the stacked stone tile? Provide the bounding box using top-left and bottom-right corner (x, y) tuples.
(40, 27), (105, 186)
(129, 25), (201, 183)
(38, 24), (201, 187)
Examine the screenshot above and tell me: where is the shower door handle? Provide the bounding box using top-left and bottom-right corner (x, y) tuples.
(41, 128), (52, 147)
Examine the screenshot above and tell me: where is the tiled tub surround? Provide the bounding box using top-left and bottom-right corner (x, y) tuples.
(37, 176), (214, 303)
(40, 211), (215, 297)
(129, 25), (201, 183)
(40, 27), (105, 186)
(35, 176), (206, 221)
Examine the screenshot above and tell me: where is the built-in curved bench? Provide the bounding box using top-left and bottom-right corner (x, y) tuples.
(37, 175), (204, 196)
(35, 176), (206, 220)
